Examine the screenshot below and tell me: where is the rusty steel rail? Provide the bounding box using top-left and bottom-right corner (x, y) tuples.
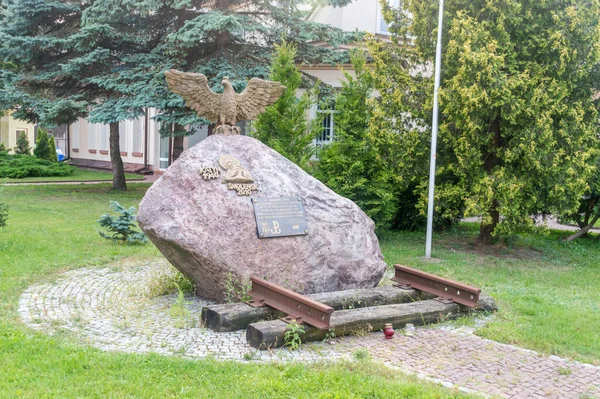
(246, 276), (334, 330)
(391, 264), (481, 308)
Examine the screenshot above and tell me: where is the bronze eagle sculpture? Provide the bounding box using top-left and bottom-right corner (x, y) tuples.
(164, 69), (286, 135)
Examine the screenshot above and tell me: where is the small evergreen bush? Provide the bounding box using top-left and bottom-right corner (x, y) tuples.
(14, 132), (31, 155)
(97, 201), (148, 244)
(48, 135), (58, 162)
(0, 153), (74, 178)
(33, 128), (54, 161)
(0, 143), (7, 154)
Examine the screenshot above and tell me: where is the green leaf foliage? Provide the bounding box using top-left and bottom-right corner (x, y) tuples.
(251, 42), (319, 171)
(314, 51), (397, 230)
(33, 128), (54, 162)
(0, 153), (75, 179)
(47, 135), (58, 162)
(0, 0), (357, 129)
(371, 0), (600, 241)
(97, 201), (148, 244)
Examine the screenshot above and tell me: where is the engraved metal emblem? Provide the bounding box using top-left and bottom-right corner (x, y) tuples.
(218, 155), (258, 196)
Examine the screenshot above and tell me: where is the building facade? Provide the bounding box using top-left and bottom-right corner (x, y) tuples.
(0, 112), (37, 152)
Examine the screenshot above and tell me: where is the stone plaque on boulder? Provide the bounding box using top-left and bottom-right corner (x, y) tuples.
(252, 196), (308, 238)
(137, 134), (387, 302)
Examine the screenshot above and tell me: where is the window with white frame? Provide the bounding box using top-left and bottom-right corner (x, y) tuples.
(98, 124), (109, 151)
(378, 0), (400, 35)
(316, 99), (336, 149)
(71, 121), (80, 149)
(132, 117), (143, 154)
(89, 124), (97, 150)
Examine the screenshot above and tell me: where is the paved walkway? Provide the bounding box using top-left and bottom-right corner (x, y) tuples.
(19, 260), (600, 399)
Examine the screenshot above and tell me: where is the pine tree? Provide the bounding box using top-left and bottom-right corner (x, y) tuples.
(14, 131), (31, 155)
(252, 42), (320, 171)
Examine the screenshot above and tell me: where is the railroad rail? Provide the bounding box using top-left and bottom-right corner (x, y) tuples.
(246, 276), (334, 330)
(391, 264), (481, 308)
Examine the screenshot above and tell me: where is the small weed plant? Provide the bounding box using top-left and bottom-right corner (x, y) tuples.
(223, 272), (251, 303)
(170, 283), (194, 329)
(352, 348), (371, 361)
(284, 320), (305, 350)
(147, 264), (194, 298)
(323, 328), (336, 343)
(97, 201), (147, 244)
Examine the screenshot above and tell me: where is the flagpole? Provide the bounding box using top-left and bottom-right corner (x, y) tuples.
(425, 0), (445, 259)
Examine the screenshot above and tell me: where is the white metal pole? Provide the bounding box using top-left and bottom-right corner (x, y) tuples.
(425, 0), (445, 259)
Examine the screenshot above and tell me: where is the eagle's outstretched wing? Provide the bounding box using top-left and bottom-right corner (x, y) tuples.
(235, 78), (286, 121)
(164, 69), (221, 123)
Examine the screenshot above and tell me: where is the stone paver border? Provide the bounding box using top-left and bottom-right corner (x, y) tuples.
(19, 260), (600, 399)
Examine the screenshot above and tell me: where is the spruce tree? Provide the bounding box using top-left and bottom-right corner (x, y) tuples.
(14, 131), (31, 155)
(0, 0), (357, 186)
(252, 42), (320, 171)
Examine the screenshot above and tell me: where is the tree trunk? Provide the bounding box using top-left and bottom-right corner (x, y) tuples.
(172, 136), (184, 162)
(564, 213), (600, 242)
(207, 123), (216, 136)
(171, 124), (185, 162)
(109, 122), (127, 190)
(478, 116), (501, 244)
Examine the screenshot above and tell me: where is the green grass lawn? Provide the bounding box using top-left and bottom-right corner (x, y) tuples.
(0, 184), (475, 399)
(6, 167), (145, 182)
(379, 227), (600, 365)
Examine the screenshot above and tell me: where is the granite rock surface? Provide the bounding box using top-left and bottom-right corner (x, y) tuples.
(137, 135), (386, 301)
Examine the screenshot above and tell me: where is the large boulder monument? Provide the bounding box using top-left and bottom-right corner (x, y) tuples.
(137, 70), (387, 302)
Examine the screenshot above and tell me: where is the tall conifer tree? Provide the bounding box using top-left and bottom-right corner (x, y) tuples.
(0, 0), (357, 190)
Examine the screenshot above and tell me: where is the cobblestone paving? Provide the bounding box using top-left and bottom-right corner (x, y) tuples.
(19, 261), (600, 399)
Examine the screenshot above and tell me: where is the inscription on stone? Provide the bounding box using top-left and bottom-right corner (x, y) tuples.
(251, 197), (308, 238)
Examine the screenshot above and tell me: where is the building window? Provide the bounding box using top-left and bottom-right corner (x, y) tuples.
(89, 123), (97, 150)
(71, 120), (80, 149)
(15, 129), (27, 143)
(316, 100), (335, 151)
(98, 124), (109, 152)
(132, 117), (143, 154)
(378, 0), (400, 35)
(119, 121), (127, 153)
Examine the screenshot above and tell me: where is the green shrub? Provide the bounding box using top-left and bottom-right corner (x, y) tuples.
(314, 52), (397, 230)
(0, 153), (75, 178)
(0, 181), (7, 227)
(0, 142), (7, 154)
(33, 128), (54, 161)
(47, 135), (58, 162)
(14, 131), (31, 155)
(97, 201), (148, 244)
